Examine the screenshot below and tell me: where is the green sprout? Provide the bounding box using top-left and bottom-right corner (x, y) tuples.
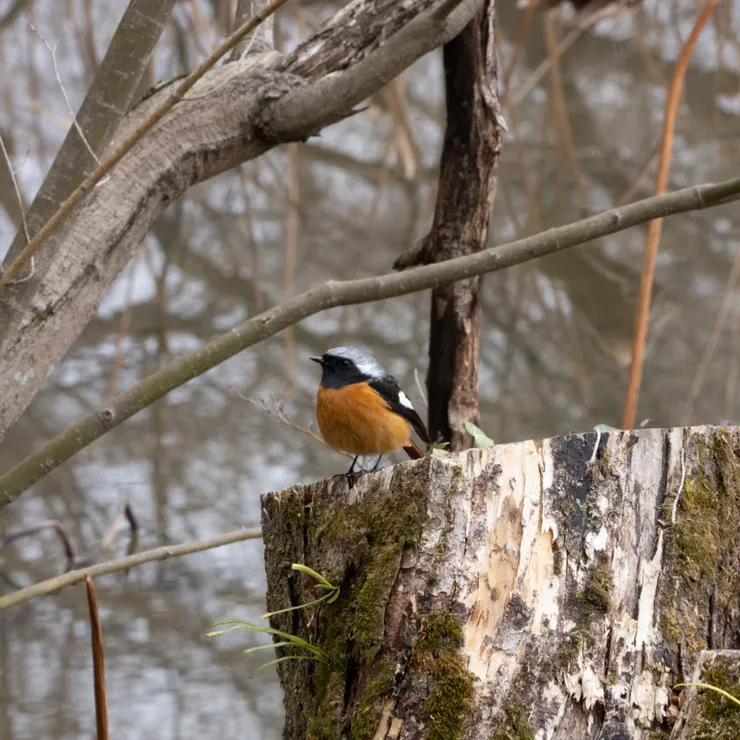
(207, 563), (338, 677)
(261, 564), (340, 619)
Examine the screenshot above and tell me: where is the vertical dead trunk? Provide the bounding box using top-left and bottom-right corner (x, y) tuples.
(260, 426), (740, 739)
(395, 2), (502, 450)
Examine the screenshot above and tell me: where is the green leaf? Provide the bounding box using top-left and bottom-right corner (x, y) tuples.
(241, 641), (291, 656)
(464, 420), (494, 448)
(593, 424), (621, 433)
(207, 619), (328, 659)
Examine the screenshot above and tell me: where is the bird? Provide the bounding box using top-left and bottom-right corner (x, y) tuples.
(310, 346), (431, 476)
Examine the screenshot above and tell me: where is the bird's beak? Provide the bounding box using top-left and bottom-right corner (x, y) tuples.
(310, 355), (324, 365)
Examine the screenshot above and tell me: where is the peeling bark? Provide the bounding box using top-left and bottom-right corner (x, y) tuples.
(260, 425), (740, 739)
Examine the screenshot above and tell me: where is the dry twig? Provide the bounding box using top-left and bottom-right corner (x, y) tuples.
(622, 0), (721, 429)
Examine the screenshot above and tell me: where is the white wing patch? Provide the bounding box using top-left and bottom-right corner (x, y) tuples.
(398, 391), (415, 411)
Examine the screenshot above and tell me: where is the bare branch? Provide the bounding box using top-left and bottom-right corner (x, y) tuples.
(30, 25), (102, 165)
(0, 527), (263, 611)
(0, 0), (290, 288)
(1, 174), (739, 506)
(0, 130), (30, 249)
(0, 0), (178, 284)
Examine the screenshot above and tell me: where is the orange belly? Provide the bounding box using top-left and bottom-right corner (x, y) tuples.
(317, 383), (411, 455)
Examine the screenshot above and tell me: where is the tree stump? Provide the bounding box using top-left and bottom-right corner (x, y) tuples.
(260, 426), (740, 739)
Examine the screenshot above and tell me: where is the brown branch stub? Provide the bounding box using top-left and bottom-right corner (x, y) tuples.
(85, 575), (109, 740)
(423, 0), (503, 450)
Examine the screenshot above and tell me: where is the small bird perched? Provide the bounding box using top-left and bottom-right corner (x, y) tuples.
(311, 347), (431, 476)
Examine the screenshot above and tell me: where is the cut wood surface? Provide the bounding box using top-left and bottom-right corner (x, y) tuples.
(260, 425), (740, 739)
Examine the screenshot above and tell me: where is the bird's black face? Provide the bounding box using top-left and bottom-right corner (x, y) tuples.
(310, 353), (368, 389)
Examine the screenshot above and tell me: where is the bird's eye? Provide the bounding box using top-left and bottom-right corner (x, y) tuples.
(339, 359), (351, 369)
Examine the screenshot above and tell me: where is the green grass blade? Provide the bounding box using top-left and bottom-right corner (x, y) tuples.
(674, 682), (740, 708)
(242, 641), (291, 656)
(291, 563), (334, 589)
(249, 654), (325, 679)
(261, 590), (335, 620)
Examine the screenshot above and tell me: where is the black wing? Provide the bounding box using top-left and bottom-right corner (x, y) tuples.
(370, 376), (431, 444)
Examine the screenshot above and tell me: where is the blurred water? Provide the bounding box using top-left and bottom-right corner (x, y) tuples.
(1, 1), (739, 737)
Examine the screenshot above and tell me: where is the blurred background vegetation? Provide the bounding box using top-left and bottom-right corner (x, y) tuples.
(1, 0), (739, 736)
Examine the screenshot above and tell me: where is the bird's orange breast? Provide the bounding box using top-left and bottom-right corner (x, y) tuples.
(317, 382), (412, 456)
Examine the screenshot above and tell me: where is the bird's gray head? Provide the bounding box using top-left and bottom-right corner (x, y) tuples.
(310, 346), (387, 389)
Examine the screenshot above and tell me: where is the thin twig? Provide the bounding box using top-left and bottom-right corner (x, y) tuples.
(413, 368), (429, 408)
(0, 130), (35, 283)
(229, 386), (342, 453)
(622, 0), (721, 430)
(507, 5), (618, 109)
(100, 499), (139, 550)
(2, 174), (740, 504)
(31, 25), (102, 166)
(681, 244), (740, 425)
(283, 143), (299, 385)
(0, 130), (30, 246)
(85, 575), (109, 740)
(0, 519), (77, 570)
(0, 0), (292, 290)
(0, 527), (262, 611)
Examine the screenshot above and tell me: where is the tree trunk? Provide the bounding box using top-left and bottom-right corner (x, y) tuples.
(394, 2), (502, 450)
(260, 425), (740, 739)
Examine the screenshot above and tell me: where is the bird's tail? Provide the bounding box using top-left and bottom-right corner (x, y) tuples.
(403, 440), (425, 460)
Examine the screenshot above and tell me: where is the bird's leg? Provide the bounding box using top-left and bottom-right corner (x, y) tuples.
(346, 455), (360, 476)
(371, 455), (383, 472)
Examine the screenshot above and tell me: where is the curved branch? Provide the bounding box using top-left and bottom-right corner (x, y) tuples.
(1, 174), (739, 507)
(0, 527), (262, 611)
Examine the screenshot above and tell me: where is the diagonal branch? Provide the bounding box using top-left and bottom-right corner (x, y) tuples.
(0, 527), (263, 612)
(1, 175), (739, 507)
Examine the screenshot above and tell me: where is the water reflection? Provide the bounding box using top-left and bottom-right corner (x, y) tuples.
(1, 1), (739, 737)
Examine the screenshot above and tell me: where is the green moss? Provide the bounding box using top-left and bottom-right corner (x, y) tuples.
(308, 669), (344, 739)
(304, 472), (429, 736)
(491, 697), (536, 740)
(659, 432), (740, 661)
(412, 612), (476, 740)
(352, 659), (396, 740)
(578, 551), (612, 614)
(416, 612), (464, 652)
(557, 552), (612, 671)
(687, 657), (740, 739)
(350, 543), (402, 661)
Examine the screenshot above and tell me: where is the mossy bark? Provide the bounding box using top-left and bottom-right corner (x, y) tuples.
(260, 426), (740, 739)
